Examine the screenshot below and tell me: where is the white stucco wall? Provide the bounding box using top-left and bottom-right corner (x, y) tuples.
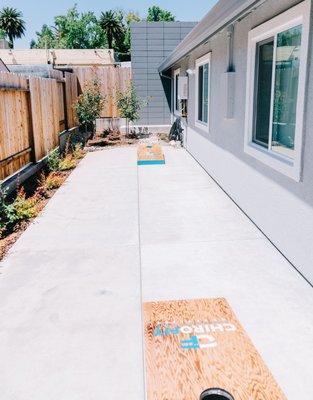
(185, 127), (313, 283)
(172, 0), (313, 284)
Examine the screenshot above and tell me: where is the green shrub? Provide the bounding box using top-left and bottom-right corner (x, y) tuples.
(59, 155), (77, 171)
(72, 143), (85, 160)
(38, 172), (64, 197)
(47, 149), (61, 172)
(0, 186), (16, 234)
(12, 188), (40, 221)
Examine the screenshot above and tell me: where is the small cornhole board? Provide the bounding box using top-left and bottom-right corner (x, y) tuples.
(143, 298), (286, 400)
(137, 144), (165, 165)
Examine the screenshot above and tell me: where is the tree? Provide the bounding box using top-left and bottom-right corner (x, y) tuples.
(31, 5), (106, 49)
(31, 24), (57, 49)
(126, 11), (141, 26)
(54, 6), (106, 49)
(99, 10), (124, 50)
(107, 10), (141, 61)
(146, 6), (175, 22)
(0, 7), (25, 48)
(116, 84), (143, 135)
(123, 11), (141, 54)
(74, 78), (105, 136)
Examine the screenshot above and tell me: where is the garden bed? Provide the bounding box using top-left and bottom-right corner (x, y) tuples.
(86, 129), (139, 150)
(0, 146), (85, 261)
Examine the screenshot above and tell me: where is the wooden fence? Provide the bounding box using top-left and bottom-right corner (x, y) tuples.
(0, 71), (78, 181)
(0, 66), (131, 181)
(0, 73), (32, 180)
(72, 66), (131, 118)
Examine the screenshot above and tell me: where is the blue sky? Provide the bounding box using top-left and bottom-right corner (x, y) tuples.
(1, 0), (218, 48)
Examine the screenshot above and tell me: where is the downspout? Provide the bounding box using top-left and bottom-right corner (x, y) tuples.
(225, 24), (236, 119)
(227, 24), (235, 72)
(159, 72), (174, 122)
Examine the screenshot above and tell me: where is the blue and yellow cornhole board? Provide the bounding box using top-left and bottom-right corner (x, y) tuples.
(137, 144), (165, 165)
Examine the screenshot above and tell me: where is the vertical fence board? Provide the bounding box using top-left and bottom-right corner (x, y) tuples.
(0, 67), (127, 181)
(65, 72), (78, 128)
(58, 81), (65, 131)
(72, 66), (132, 118)
(0, 72), (31, 180)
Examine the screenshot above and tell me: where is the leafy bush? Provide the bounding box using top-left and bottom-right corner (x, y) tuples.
(1, 141), (86, 240)
(72, 143), (85, 160)
(12, 188), (40, 222)
(59, 155), (77, 171)
(47, 149), (61, 172)
(74, 78), (105, 134)
(0, 187), (16, 235)
(0, 186), (40, 236)
(116, 84), (143, 134)
(38, 172), (64, 197)
(47, 144), (84, 173)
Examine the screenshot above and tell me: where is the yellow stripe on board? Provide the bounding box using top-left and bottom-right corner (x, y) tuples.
(143, 298), (286, 400)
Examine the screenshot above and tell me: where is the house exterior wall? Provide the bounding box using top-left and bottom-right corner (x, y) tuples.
(130, 22), (196, 127)
(0, 49), (115, 66)
(171, 0), (313, 284)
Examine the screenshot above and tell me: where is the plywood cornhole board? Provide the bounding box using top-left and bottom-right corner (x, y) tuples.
(143, 298), (286, 400)
(137, 144), (165, 165)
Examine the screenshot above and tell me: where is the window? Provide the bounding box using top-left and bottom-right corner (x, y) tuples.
(196, 53), (211, 128)
(245, 0), (310, 181)
(173, 68), (180, 114)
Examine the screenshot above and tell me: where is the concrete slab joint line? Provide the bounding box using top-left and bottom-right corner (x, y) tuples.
(0, 147), (312, 399)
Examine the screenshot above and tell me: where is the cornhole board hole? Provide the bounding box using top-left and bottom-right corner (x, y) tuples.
(143, 298), (286, 400)
(137, 144), (165, 165)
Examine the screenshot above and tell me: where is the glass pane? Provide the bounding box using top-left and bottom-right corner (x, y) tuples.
(198, 65), (203, 121)
(203, 63), (209, 123)
(272, 25), (302, 158)
(175, 74), (179, 111)
(254, 39), (274, 147)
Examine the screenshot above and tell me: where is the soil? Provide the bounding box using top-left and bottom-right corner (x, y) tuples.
(86, 130), (141, 150)
(0, 169), (71, 261)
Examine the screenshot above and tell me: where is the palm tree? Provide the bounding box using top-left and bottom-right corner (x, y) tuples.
(0, 7), (25, 48)
(99, 11), (124, 50)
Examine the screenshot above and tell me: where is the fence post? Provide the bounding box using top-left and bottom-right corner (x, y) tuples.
(62, 72), (69, 132)
(26, 78), (36, 163)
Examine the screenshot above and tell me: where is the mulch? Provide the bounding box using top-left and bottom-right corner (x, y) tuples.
(0, 169), (71, 262)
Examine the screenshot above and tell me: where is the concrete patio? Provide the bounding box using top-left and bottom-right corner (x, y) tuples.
(0, 146), (312, 400)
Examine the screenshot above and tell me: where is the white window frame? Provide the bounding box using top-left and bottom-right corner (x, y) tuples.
(244, 0), (310, 181)
(195, 52), (211, 131)
(173, 68), (180, 115)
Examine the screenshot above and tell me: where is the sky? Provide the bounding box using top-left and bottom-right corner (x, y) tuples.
(0, 0), (218, 48)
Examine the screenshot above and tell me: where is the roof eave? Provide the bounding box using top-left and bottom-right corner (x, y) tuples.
(158, 0), (264, 73)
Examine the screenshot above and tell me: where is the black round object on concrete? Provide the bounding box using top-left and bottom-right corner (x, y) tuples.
(200, 388), (234, 400)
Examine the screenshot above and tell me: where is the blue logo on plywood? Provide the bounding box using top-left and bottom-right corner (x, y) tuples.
(180, 335), (200, 349)
(153, 322), (237, 350)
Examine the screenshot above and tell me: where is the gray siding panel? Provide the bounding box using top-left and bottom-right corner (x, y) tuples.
(131, 21), (196, 126)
